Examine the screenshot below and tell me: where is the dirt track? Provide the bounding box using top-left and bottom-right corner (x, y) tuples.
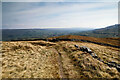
(53, 49), (66, 78)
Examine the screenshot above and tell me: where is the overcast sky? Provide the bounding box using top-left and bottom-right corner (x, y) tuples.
(2, 0), (118, 29)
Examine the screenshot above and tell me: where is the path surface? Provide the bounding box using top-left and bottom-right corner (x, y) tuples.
(54, 49), (67, 78)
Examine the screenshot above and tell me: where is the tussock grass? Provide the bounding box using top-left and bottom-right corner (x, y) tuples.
(2, 40), (120, 78)
(2, 41), (59, 78)
(55, 41), (120, 78)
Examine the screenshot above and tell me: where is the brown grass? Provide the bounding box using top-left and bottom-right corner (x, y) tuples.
(2, 39), (120, 78)
(48, 35), (120, 46)
(55, 41), (120, 78)
(2, 41), (59, 78)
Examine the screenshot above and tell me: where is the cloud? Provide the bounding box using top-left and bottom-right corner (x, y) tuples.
(2, 0), (120, 2)
(2, 2), (118, 29)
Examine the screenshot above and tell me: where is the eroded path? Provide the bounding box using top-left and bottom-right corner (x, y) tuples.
(52, 48), (66, 78)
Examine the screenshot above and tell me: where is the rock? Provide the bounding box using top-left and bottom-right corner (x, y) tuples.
(80, 46), (93, 53)
(74, 45), (79, 48)
(91, 53), (98, 58)
(93, 53), (98, 58)
(116, 65), (120, 72)
(107, 63), (116, 67)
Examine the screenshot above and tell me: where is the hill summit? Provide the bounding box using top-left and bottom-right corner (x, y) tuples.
(2, 35), (120, 78)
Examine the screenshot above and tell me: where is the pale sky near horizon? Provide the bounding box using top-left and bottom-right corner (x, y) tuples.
(2, 0), (119, 29)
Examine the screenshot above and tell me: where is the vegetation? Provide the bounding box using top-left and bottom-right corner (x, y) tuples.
(49, 35), (120, 47)
(71, 24), (120, 38)
(2, 29), (77, 41)
(1, 24), (120, 78)
(2, 24), (119, 41)
(2, 38), (120, 78)
(2, 28), (85, 41)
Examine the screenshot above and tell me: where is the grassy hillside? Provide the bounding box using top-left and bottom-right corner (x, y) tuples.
(72, 24), (120, 38)
(49, 35), (120, 47)
(2, 36), (120, 78)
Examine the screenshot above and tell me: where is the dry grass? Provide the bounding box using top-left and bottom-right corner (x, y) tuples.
(2, 41), (59, 78)
(49, 35), (120, 46)
(2, 39), (120, 78)
(54, 41), (120, 78)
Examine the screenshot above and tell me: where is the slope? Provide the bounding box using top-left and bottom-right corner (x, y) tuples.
(2, 39), (120, 78)
(48, 35), (120, 47)
(72, 24), (120, 38)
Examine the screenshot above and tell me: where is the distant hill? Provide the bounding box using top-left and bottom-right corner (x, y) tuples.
(2, 28), (92, 41)
(2, 24), (119, 41)
(2, 29), (78, 41)
(71, 24), (120, 38)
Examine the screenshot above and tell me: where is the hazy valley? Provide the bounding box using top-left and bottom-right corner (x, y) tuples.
(2, 24), (119, 41)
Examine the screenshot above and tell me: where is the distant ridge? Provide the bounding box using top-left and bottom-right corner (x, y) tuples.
(2, 24), (119, 41)
(72, 24), (120, 38)
(2, 28), (92, 41)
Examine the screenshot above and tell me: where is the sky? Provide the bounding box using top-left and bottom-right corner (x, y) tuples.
(2, 0), (119, 29)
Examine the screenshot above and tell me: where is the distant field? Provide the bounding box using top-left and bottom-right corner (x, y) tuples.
(2, 29), (82, 41)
